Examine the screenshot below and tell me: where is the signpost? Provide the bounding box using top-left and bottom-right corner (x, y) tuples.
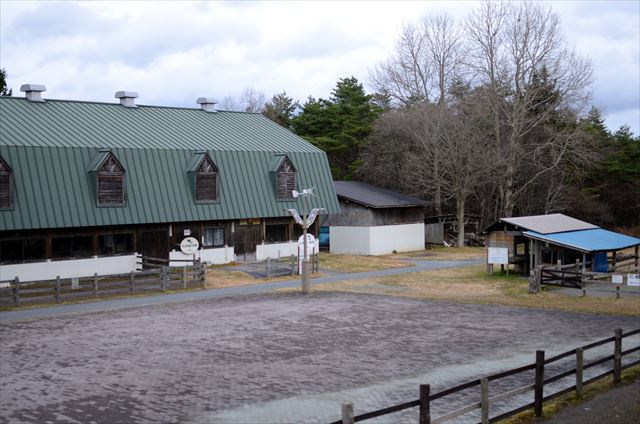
(180, 237), (199, 255)
(487, 247), (509, 275)
(286, 188), (324, 294)
(628, 274), (640, 287)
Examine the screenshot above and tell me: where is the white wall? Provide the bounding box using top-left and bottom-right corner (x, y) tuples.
(330, 226), (371, 255)
(256, 241), (318, 260)
(0, 254), (139, 282)
(330, 223), (425, 255)
(169, 247), (234, 266)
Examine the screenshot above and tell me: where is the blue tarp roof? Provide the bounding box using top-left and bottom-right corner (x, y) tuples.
(523, 229), (640, 253)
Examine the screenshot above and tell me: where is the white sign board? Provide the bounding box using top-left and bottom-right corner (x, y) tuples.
(180, 237), (200, 254)
(297, 234), (316, 274)
(611, 274), (623, 284)
(487, 247), (509, 265)
(628, 274), (640, 287)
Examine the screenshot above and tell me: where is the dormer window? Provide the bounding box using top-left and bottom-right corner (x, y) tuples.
(195, 155), (218, 202)
(96, 153), (125, 206)
(276, 157), (296, 200)
(0, 157), (12, 209)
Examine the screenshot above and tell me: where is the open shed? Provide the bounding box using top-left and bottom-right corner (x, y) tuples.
(485, 214), (640, 275)
(324, 181), (426, 255)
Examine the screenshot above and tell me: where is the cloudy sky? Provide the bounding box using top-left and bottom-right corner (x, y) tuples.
(1, 0), (638, 133)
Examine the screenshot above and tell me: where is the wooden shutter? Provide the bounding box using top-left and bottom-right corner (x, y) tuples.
(0, 159), (11, 209)
(277, 158), (296, 200)
(195, 155), (217, 202)
(97, 154), (125, 205)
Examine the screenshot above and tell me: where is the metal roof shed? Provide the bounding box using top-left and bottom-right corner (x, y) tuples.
(523, 229), (640, 254)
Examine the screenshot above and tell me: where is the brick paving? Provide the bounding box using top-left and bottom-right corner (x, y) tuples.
(0, 292), (638, 424)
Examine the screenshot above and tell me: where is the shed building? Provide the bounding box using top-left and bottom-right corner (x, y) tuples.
(0, 86), (339, 281)
(485, 214), (640, 275)
(324, 181), (426, 255)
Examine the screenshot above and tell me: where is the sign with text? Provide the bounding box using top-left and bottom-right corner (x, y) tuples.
(297, 234), (316, 274)
(628, 274), (640, 287)
(611, 274), (623, 284)
(487, 247), (509, 265)
(180, 237), (200, 254)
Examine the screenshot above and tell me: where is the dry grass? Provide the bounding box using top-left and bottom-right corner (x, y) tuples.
(392, 246), (487, 260)
(310, 264), (640, 316)
(319, 252), (412, 273)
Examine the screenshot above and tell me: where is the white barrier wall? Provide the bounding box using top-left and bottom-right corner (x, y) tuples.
(330, 223), (425, 255)
(256, 241), (318, 260)
(0, 254), (139, 282)
(169, 247), (234, 266)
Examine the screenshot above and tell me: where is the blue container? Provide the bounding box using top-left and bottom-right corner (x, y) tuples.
(593, 252), (608, 272)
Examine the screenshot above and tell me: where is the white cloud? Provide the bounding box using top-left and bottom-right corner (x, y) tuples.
(1, 0), (638, 133)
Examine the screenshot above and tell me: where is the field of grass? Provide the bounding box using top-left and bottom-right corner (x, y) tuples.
(310, 263), (640, 316)
(318, 252), (413, 273)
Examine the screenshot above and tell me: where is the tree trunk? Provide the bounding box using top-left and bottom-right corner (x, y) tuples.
(433, 157), (442, 215)
(457, 195), (465, 247)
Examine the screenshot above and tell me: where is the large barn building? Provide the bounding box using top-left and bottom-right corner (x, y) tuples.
(0, 86), (339, 281)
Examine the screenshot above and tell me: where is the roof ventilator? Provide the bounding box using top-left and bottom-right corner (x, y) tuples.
(20, 84), (46, 102)
(196, 97), (217, 112)
(115, 91), (139, 108)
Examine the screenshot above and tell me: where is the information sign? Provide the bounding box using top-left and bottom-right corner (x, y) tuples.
(487, 247), (509, 265)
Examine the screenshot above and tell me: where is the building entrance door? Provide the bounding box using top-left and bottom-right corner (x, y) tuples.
(141, 230), (169, 260)
(234, 224), (261, 261)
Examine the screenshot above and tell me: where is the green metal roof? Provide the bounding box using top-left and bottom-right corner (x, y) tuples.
(0, 97), (339, 231)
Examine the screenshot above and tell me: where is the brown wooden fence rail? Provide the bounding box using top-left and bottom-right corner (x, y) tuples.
(331, 328), (640, 424)
(0, 262), (206, 307)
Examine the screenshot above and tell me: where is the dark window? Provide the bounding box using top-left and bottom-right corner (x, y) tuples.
(265, 224), (289, 243)
(0, 157), (12, 209)
(0, 238), (46, 263)
(98, 233), (133, 255)
(277, 157), (296, 200)
(195, 156), (218, 202)
(203, 228), (225, 248)
(52, 236), (93, 259)
(97, 154), (125, 206)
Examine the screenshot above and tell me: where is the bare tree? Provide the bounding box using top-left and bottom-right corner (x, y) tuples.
(240, 86), (266, 113)
(465, 1), (592, 217)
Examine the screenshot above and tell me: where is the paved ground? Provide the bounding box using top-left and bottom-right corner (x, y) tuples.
(1, 291), (638, 424)
(544, 379), (640, 424)
(0, 259), (479, 323)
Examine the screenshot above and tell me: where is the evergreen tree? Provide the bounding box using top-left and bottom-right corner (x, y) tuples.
(0, 68), (12, 96)
(262, 92), (299, 128)
(292, 77), (382, 179)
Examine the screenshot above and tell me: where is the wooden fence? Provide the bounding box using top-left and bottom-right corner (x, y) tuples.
(332, 328), (640, 424)
(0, 261), (206, 307)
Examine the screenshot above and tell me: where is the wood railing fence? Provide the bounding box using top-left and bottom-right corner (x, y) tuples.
(0, 261), (206, 307)
(332, 328), (640, 424)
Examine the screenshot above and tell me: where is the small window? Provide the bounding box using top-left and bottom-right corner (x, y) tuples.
(195, 156), (218, 202)
(0, 238), (46, 263)
(266, 224), (289, 243)
(97, 154), (125, 206)
(98, 233), (133, 256)
(203, 228), (225, 248)
(277, 157), (296, 200)
(0, 157), (12, 209)
(52, 236), (93, 259)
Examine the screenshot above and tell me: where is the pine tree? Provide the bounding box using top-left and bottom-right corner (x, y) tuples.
(0, 68), (12, 96)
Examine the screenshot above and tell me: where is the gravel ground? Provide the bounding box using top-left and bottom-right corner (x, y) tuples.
(1, 292), (638, 424)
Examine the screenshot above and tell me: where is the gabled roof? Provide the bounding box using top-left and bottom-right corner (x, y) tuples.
(333, 181), (426, 209)
(524, 229), (640, 253)
(487, 213), (598, 234)
(0, 96), (339, 231)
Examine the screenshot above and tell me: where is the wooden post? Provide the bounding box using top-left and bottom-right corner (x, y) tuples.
(161, 266), (167, 292)
(419, 384), (430, 424)
(575, 259), (580, 273)
(576, 348), (584, 397)
(130, 271), (135, 294)
(13, 276), (19, 306)
(582, 253), (586, 273)
(201, 262), (207, 288)
(267, 257), (271, 279)
(614, 328), (622, 383)
(55, 276), (61, 303)
(534, 350), (545, 417)
(93, 273), (98, 297)
(635, 246), (639, 271)
(480, 378), (489, 424)
(612, 251), (617, 270)
(341, 403), (354, 424)
(556, 259), (561, 270)
(290, 254), (295, 275)
(616, 285), (620, 299)
(182, 266), (187, 289)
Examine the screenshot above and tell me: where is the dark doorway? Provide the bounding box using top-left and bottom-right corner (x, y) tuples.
(234, 224), (262, 261)
(141, 230), (169, 260)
